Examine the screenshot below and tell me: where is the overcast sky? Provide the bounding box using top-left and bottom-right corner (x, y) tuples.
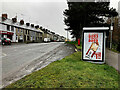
(0, 0), (120, 39)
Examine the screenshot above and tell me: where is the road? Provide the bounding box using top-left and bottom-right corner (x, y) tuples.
(2, 42), (63, 78)
(1, 42), (75, 87)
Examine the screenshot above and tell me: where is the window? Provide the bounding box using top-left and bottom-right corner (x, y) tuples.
(40, 33), (42, 36)
(11, 26), (14, 31)
(20, 35), (23, 40)
(21, 29), (23, 33)
(7, 25), (10, 31)
(18, 28), (19, 33)
(27, 36), (30, 40)
(31, 36), (32, 41)
(26, 30), (27, 34)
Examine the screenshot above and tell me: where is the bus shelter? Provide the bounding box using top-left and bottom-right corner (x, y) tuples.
(82, 27), (109, 64)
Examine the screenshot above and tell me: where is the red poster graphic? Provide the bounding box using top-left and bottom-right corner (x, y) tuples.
(95, 52), (101, 59)
(85, 42), (99, 59)
(88, 34), (98, 42)
(83, 32), (103, 60)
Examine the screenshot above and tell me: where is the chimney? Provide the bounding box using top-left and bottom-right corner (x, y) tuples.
(20, 20), (24, 25)
(26, 23), (30, 26)
(35, 25), (39, 29)
(2, 14), (8, 21)
(12, 18), (17, 23)
(31, 24), (34, 27)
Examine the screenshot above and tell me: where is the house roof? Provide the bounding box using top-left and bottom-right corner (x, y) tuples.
(0, 17), (43, 33)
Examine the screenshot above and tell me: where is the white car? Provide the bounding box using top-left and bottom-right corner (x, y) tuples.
(44, 38), (50, 42)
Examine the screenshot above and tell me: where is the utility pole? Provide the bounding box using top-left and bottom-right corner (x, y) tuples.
(67, 30), (69, 41)
(110, 17), (113, 49)
(46, 25), (48, 40)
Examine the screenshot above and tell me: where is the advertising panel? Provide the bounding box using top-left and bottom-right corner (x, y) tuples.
(82, 32), (104, 62)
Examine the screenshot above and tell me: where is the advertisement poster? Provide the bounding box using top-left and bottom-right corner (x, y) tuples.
(83, 32), (103, 61)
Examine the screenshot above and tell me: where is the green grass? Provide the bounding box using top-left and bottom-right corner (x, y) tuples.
(6, 51), (119, 88)
(111, 43), (120, 53)
(111, 48), (120, 53)
(66, 41), (82, 50)
(65, 41), (78, 45)
(75, 44), (82, 50)
(107, 42), (120, 53)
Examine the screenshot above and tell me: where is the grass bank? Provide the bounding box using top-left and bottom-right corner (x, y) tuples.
(6, 50), (119, 88)
(66, 41), (82, 50)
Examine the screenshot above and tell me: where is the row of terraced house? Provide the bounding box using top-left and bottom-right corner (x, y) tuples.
(0, 14), (66, 43)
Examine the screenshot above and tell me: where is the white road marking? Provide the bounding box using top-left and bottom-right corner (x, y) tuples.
(0, 53), (7, 58)
(2, 53), (7, 57)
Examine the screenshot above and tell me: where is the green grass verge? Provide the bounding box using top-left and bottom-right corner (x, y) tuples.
(66, 41), (82, 50)
(111, 48), (120, 53)
(6, 52), (119, 88)
(65, 41), (78, 45)
(75, 44), (82, 50)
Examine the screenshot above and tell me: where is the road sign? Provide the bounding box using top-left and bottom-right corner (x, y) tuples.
(110, 26), (113, 30)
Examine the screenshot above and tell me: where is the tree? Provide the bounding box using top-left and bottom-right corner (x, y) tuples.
(63, 2), (118, 40)
(117, 36), (120, 52)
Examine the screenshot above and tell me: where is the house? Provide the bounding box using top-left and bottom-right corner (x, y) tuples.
(53, 34), (58, 41)
(0, 14), (44, 43)
(0, 14), (15, 42)
(42, 29), (50, 41)
(0, 13), (65, 43)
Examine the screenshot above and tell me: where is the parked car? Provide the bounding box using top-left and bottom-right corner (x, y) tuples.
(0, 37), (11, 45)
(44, 38), (50, 42)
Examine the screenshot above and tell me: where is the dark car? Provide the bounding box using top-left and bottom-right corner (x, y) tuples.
(0, 38), (11, 45)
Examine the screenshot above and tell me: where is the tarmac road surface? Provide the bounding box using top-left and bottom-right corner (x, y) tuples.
(0, 42), (75, 87)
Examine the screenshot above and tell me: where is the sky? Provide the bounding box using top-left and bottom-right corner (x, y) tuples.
(110, 0), (120, 11)
(0, 0), (69, 39)
(0, 0), (120, 39)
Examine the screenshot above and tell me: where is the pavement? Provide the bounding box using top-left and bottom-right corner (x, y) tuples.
(0, 42), (75, 88)
(105, 48), (120, 72)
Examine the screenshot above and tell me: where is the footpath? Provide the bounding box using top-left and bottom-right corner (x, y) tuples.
(105, 49), (120, 72)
